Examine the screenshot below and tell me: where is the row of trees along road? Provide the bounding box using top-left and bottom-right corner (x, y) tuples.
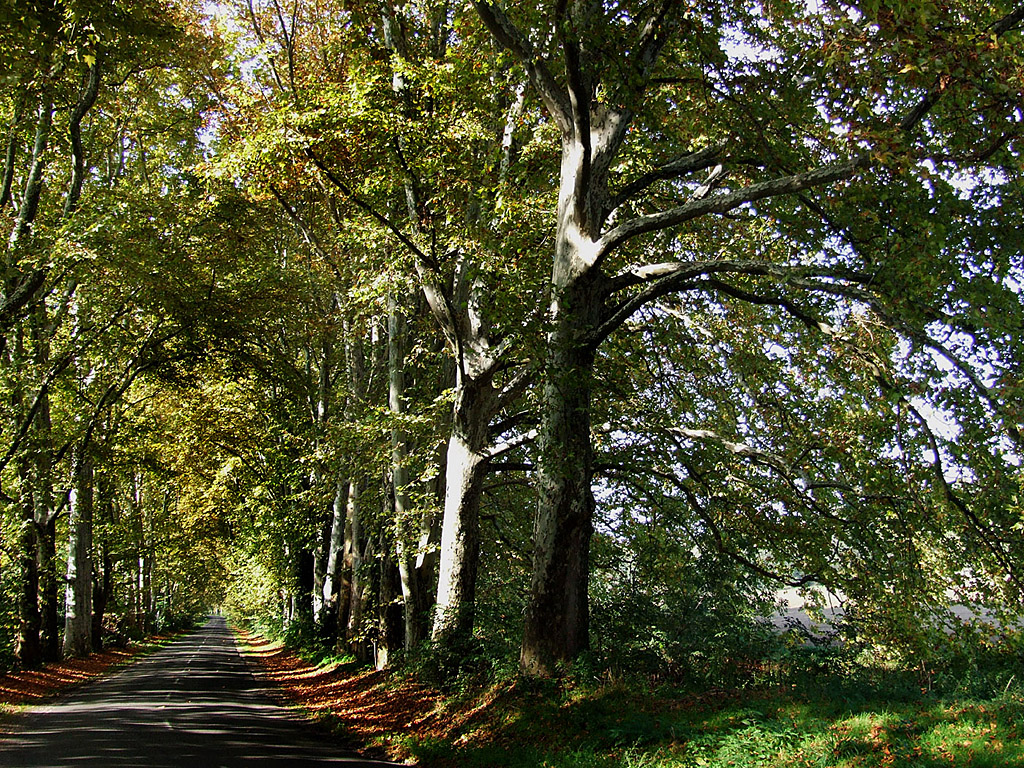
(2, 0), (1023, 680)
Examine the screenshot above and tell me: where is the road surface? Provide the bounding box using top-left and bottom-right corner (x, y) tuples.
(0, 616), (402, 767)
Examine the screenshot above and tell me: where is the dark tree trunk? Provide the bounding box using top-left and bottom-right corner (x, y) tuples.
(91, 549), (112, 650)
(15, 457), (41, 668)
(520, 295), (597, 676)
(37, 512), (59, 662)
(519, 137), (610, 676)
(296, 548), (315, 628)
(374, 528), (404, 669)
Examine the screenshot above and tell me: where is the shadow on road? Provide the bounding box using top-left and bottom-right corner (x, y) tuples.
(0, 617), (401, 767)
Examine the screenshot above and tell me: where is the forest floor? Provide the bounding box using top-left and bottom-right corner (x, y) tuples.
(234, 627), (1024, 768)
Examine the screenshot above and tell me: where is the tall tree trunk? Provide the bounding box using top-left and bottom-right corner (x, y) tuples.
(37, 508), (58, 661)
(376, 548), (404, 670)
(520, 322), (596, 675)
(141, 549), (153, 633)
(281, 541), (293, 629)
(319, 477), (348, 635)
(311, 335), (334, 624)
(520, 138), (607, 677)
(344, 482), (367, 653)
(388, 292), (428, 649)
(29, 305), (60, 661)
(296, 548), (315, 628)
(63, 452), (94, 657)
(430, 377), (494, 651)
(312, 495), (331, 622)
(15, 455), (41, 667)
(91, 548), (112, 650)
(336, 326), (367, 649)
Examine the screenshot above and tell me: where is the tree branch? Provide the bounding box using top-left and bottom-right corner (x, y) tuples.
(470, 0), (571, 132)
(597, 154), (871, 258)
(591, 259), (871, 349)
(902, 397), (1024, 595)
(304, 147), (430, 266)
(607, 142), (726, 214)
(604, 461), (821, 587)
(62, 55), (103, 218)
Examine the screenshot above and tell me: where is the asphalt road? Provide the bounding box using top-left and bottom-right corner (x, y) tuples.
(0, 616), (403, 767)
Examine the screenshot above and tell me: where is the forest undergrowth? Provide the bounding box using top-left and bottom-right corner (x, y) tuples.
(233, 622), (1024, 768)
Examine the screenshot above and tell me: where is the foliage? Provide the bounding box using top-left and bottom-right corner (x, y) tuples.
(0, 545), (17, 670)
(1, 2), (1021, 745)
(396, 638), (1024, 768)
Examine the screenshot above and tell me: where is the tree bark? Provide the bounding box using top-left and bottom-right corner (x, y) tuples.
(319, 477), (348, 633)
(312, 497), (331, 622)
(388, 291), (429, 649)
(344, 482), (367, 649)
(15, 455), (41, 667)
(375, 534), (404, 669)
(63, 452), (94, 657)
(520, 134), (609, 676)
(36, 506), (59, 661)
(91, 548), (112, 650)
(430, 377), (494, 650)
(520, 287), (598, 676)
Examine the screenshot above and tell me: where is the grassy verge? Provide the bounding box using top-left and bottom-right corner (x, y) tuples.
(402, 679), (1024, 768)
(233, 625), (1024, 768)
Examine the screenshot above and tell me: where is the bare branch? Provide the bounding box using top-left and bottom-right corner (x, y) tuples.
(470, 0), (571, 132)
(987, 5), (1024, 38)
(591, 259), (871, 348)
(604, 461), (821, 587)
(597, 154), (870, 258)
(484, 428), (538, 459)
(607, 142), (726, 213)
(304, 147), (430, 266)
(704, 278), (824, 331)
(902, 397), (1024, 594)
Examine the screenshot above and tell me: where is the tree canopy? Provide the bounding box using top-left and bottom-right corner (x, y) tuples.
(1, 0), (1021, 683)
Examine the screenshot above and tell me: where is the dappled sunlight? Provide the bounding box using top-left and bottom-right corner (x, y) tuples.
(235, 628), (448, 757)
(234, 628), (1024, 768)
(0, 648), (140, 706)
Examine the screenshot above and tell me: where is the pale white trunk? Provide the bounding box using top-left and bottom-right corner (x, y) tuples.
(389, 292), (426, 649)
(63, 455), (94, 657)
(320, 477), (348, 622)
(311, 340), (333, 622)
(431, 434), (485, 646)
(345, 482), (366, 640)
(312, 499), (329, 620)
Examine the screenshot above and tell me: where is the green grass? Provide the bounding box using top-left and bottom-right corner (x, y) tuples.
(404, 675), (1024, 768)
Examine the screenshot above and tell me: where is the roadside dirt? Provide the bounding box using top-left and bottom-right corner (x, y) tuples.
(0, 645), (147, 709)
(233, 628), (450, 761)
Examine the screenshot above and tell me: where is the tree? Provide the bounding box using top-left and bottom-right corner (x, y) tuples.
(470, 0), (1024, 675)
(0, 0), (234, 663)
(214, 0), (553, 663)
